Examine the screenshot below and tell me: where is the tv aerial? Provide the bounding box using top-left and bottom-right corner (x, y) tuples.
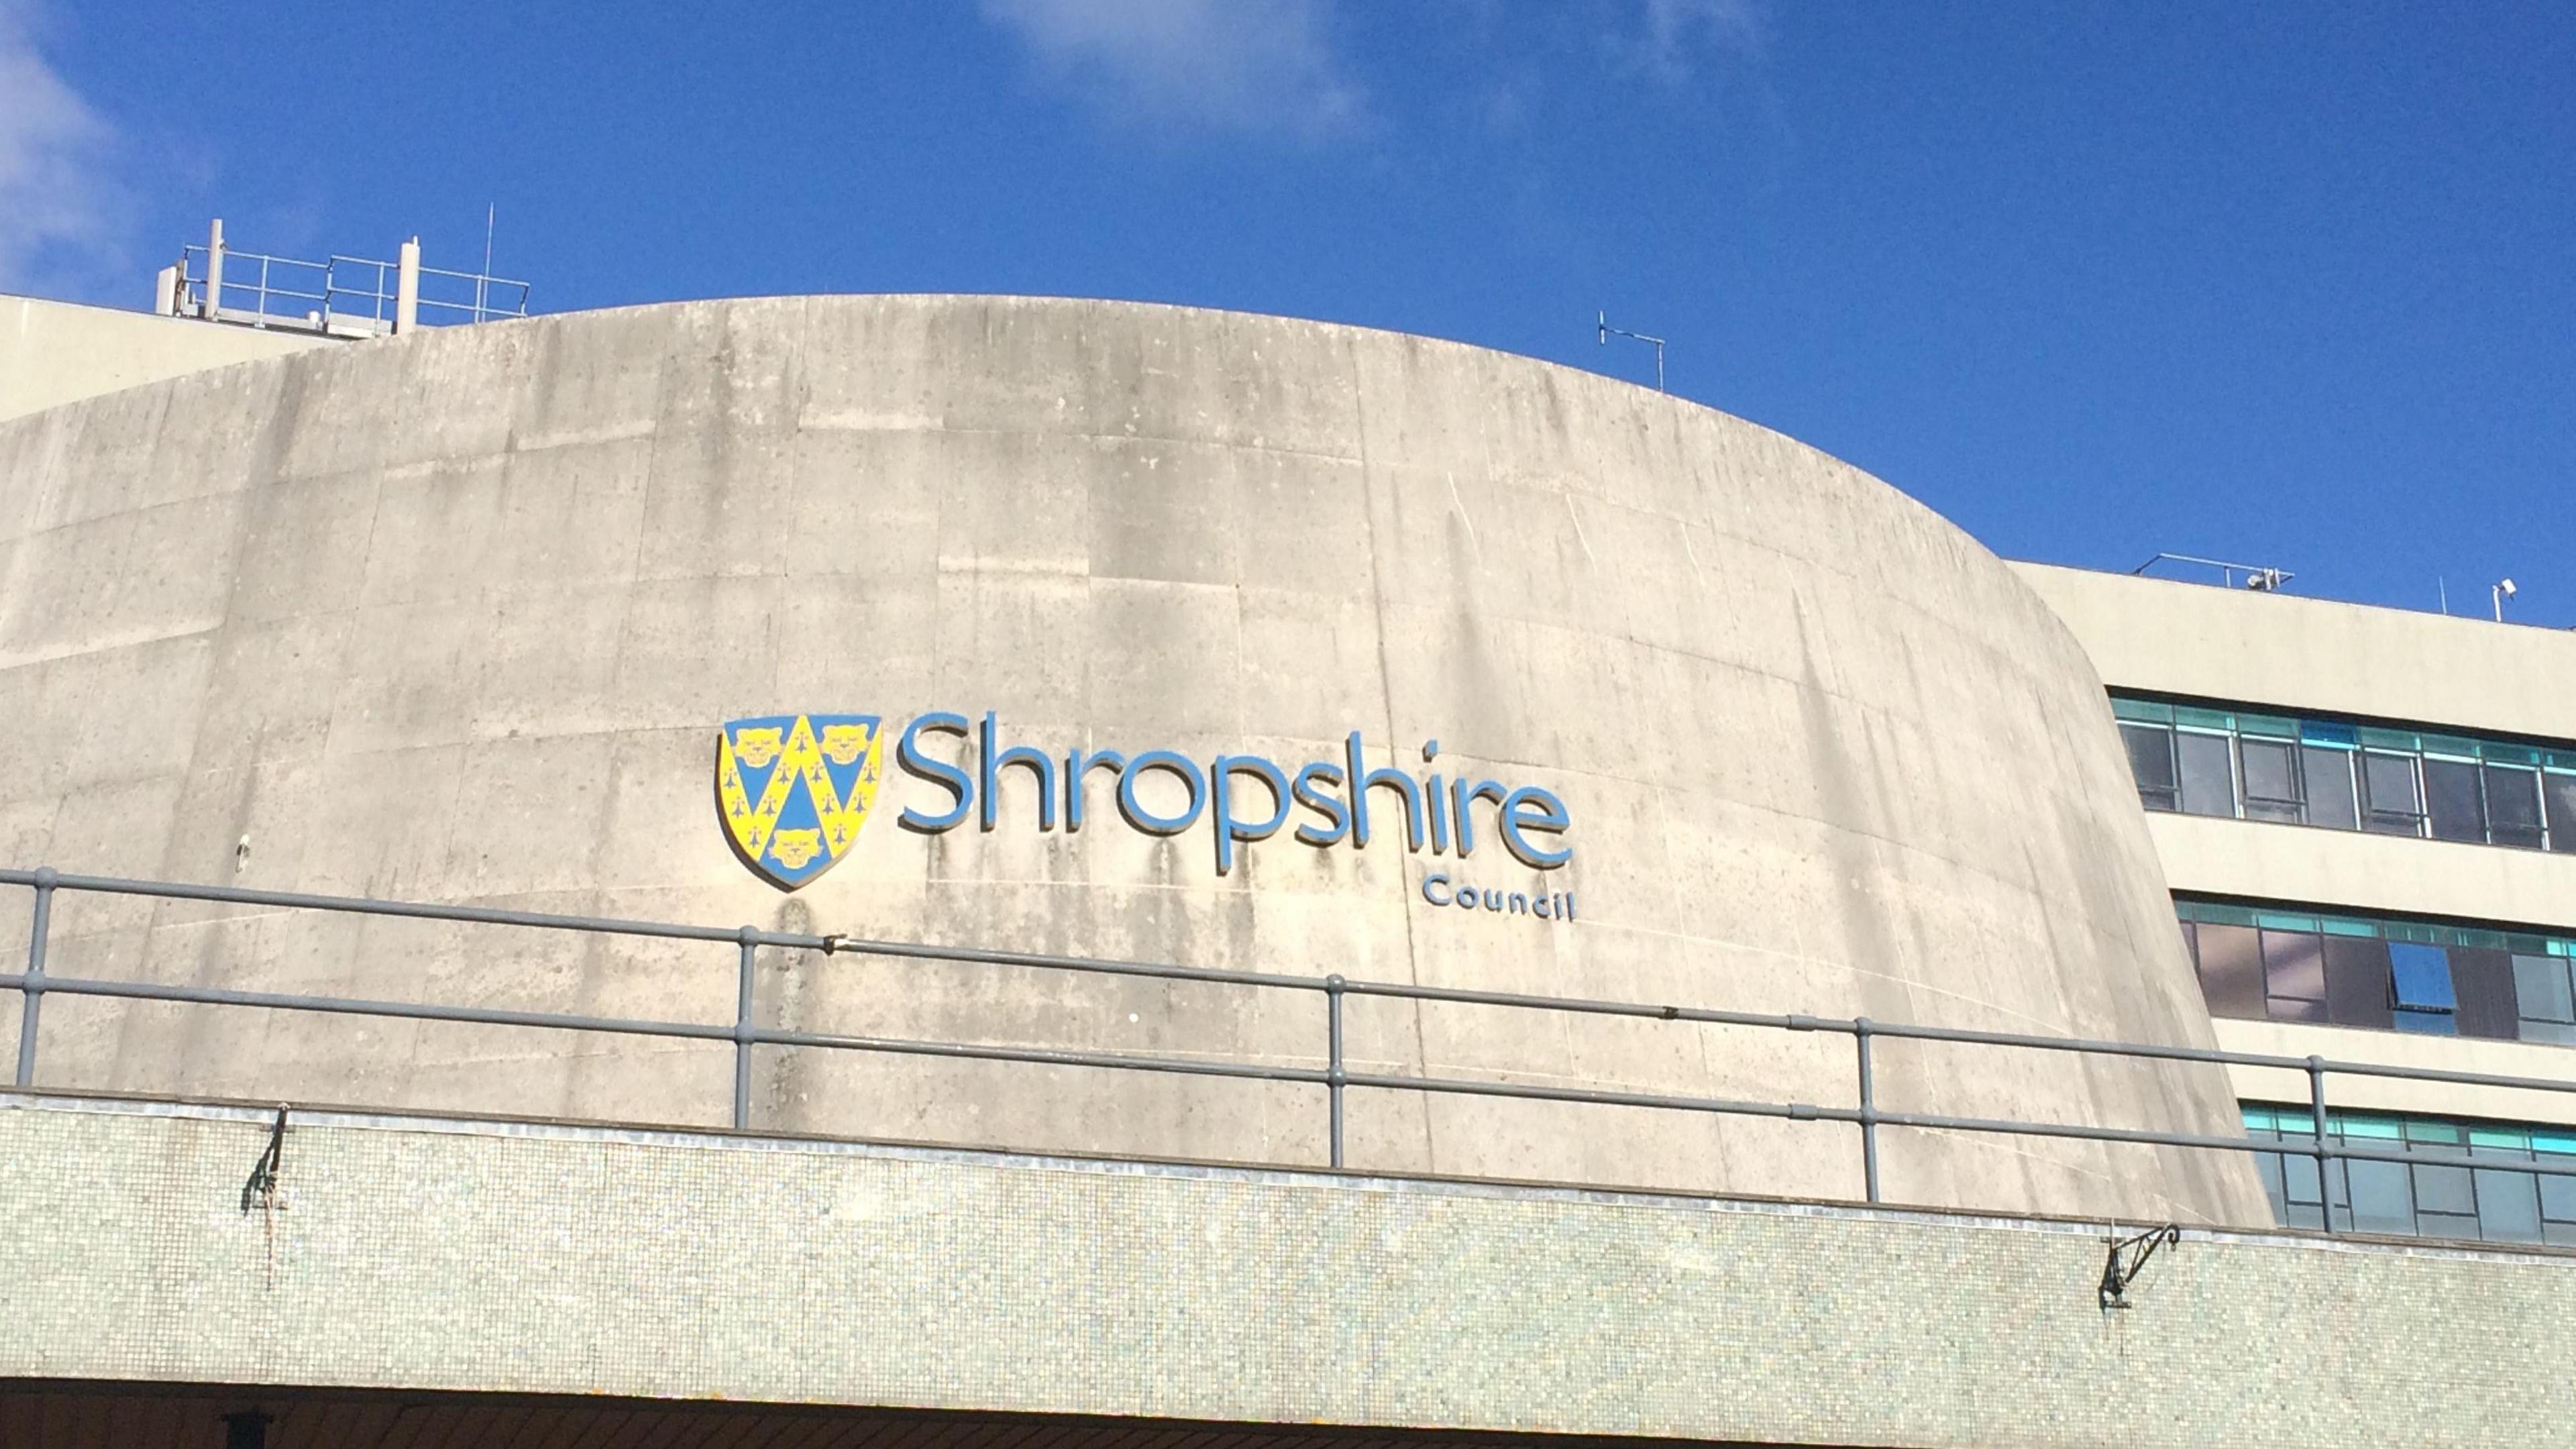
(1597, 311), (1666, 392)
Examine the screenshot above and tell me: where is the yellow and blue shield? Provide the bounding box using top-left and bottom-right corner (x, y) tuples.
(714, 714), (885, 891)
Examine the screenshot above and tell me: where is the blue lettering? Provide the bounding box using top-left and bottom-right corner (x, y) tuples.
(1498, 786), (1571, 869)
(1064, 747), (1127, 832)
(1291, 761), (1350, 845)
(878, 714), (1568, 871)
(979, 711), (1057, 832)
(1421, 871), (1452, 906)
(1451, 777), (1507, 856)
(1344, 731), (1424, 852)
(896, 712), (972, 833)
(1118, 750), (1205, 836)
(1211, 755), (1291, 875)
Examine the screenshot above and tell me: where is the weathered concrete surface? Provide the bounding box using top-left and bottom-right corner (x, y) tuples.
(5, 1095), (2570, 1449)
(0, 294), (330, 422)
(0, 296), (2263, 1224)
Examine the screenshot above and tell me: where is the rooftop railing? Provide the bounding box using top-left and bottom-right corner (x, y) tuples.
(8, 865), (2576, 1239)
(2132, 552), (2296, 592)
(168, 219), (529, 337)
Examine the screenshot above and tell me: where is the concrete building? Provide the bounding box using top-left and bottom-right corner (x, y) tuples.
(2, 270), (2572, 1447)
(2025, 565), (2576, 1240)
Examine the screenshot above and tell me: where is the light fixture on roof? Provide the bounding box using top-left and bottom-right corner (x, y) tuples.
(2494, 578), (2518, 623)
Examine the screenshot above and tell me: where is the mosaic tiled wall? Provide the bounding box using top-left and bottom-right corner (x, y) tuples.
(1, 1094), (2569, 1448)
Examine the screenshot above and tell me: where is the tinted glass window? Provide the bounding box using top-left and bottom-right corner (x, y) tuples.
(2119, 722), (2178, 811)
(2114, 693), (2576, 855)
(2390, 943), (2457, 1034)
(2483, 765), (2545, 849)
(2176, 731), (2236, 818)
(2300, 746), (2357, 828)
(2543, 1175), (2576, 1246)
(2475, 1165), (2545, 1243)
(2361, 751), (2423, 835)
(2240, 739), (2301, 822)
(2547, 773), (2576, 854)
(2451, 948), (2520, 1040)
(2514, 955), (2576, 1044)
(2261, 930), (2327, 1020)
(2248, 1107), (2576, 1244)
(2422, 758), (2486, 843)
(2194, 924), (2265, 1020)
(2345, 1158), (2414, 1235)
(2414, 1161), (2475, 1219)
(2322, 937), (2396, 1031)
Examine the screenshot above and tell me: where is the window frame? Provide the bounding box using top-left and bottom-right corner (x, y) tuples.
(2108, 693), (2576, 853)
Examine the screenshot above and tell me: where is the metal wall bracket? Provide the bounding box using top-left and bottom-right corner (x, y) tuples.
(239, 1106), (288, 1214)
(2098, 1223), (2180, 1310)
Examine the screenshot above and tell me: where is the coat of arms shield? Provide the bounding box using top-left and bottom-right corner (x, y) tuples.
(714, 714), (885, 891)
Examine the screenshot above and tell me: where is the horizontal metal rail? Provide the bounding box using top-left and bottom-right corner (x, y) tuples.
(9, 866), (2576, 1235)
(2131, 551), (2296, 591)
(178, 243), (528, 329)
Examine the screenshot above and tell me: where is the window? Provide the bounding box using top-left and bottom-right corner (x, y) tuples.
(2190, 922), (2264, 1021)
(2119, 722), (2178, 811)
(2362, 751), (2426, 836)
(2300, 743), (2357, 828)
(2176, 731), (2236, 817)
(2516, 955), (2576, 1045)
(2176, 899), (2576, 1048)
(2422, 757), (2485, 843)
(2548, 772), (2576, 854)
(2387, 943), (2457, 1034)
(2240, 738), (2302, 824)
(2243, 1106), (2576, 1246)
(2485, 765), (2546, 849)
(2109, 694), (2576, 851)
(2261, 930), (2328, 1022)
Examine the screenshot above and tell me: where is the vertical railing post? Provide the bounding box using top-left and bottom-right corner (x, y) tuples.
(733, 926), (759, 1133)
(203, 219), (225, 319)
(395, 239), (421, 334)
(1854, 1016), (1880, 1203)
(16, 868), (56, 1087)
(2307, 1055), (2336, 1236)
(1325, 974), (1346, 1170)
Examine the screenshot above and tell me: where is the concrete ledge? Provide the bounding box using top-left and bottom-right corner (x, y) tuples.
(2219, 1016), (2576, 1125)
(2147, 810), (2576, 939)
(0, 294), (331, 421)
(1, 1093), (2571, 1449)
(2012, 561), (2576, 743)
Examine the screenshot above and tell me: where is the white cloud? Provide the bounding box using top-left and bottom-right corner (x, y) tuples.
(0, 2), (127, 294)
(981, 0), (1366, 140)
(1629, 0), (1763, 83)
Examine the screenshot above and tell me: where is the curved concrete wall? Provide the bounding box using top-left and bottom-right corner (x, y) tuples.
(0, 296), (2269, 1224)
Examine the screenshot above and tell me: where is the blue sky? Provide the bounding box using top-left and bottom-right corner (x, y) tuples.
(6, 1), (2571, 624)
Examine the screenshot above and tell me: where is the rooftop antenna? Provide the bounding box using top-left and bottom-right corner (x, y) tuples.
(1598, 311), (1666, 392)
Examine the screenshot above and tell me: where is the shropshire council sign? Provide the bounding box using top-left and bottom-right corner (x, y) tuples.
(714, 711), (1573, 897)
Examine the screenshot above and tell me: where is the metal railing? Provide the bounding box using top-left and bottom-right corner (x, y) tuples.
(2133, 551), (2296, 592)
(180, 244), (330, 328)
(8, 865), (2576, 1235)
(178, 244), (530, 333)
